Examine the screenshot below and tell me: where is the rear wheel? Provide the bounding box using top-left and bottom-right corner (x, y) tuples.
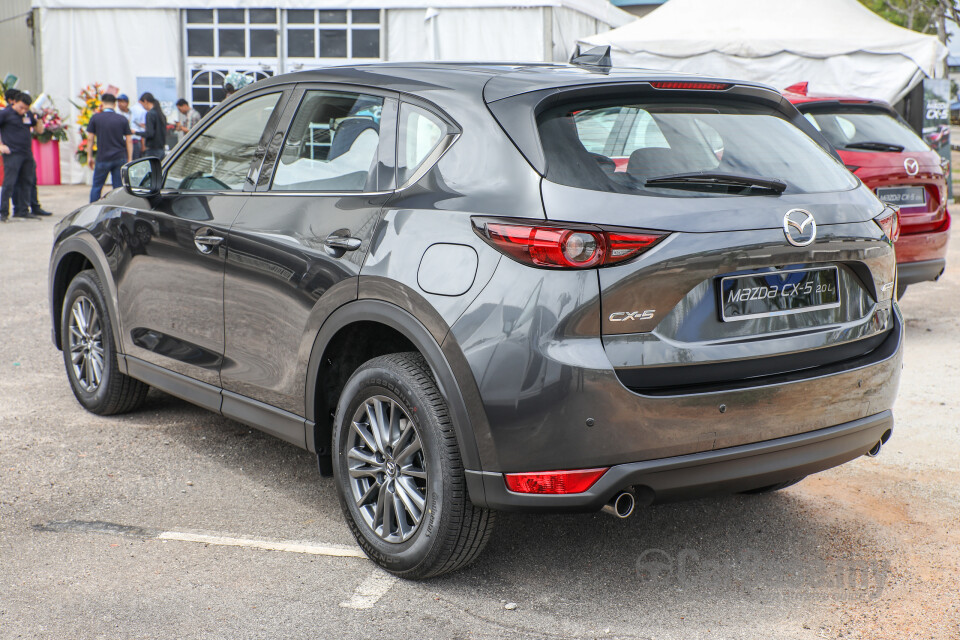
(740, 477), (805, 495)
(332, 352), (495, 579)
(61, 270), (149, 415)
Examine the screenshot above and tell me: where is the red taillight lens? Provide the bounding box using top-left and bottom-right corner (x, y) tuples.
(475, 219), (666, 269)
(875, 208), (901, 242)
(504, 468), (608, 494)
(650, 81), (732, 90)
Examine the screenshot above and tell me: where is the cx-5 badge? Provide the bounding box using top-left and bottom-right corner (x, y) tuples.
(783, 209), (817, 247)
(609, 310), (655, 322)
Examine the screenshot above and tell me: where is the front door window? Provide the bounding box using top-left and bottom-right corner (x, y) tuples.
(164, 93), (281, 191)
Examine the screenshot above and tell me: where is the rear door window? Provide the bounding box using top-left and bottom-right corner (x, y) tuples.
(270, 90), (383, 192)
(539, 99), (858, 197)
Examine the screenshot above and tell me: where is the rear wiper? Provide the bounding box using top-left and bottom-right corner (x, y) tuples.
(844, 141), (905, 152)
(645, 172), (787, 194)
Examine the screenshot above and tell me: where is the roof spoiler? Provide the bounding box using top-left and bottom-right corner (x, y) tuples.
(569, 45), (612, 69)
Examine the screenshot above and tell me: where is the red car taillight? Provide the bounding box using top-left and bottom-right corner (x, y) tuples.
(504, 468), (608, 494)
(874, 208), (901, 242)
(473, 218), (667, 269)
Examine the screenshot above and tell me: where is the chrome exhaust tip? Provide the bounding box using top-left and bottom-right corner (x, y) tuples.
(602, 490), (636, 519)
(866, 440), (882, 457)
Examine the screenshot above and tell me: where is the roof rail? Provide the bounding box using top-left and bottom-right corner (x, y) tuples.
(569, 45), (612, 68)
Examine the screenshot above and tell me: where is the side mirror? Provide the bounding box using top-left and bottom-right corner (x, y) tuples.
(122, 157), (162, 198)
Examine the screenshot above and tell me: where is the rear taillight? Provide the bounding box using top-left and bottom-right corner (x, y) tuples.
(504, 468), (608, 494)
(874, 208), (901, 242)
(473, 218), (666, 269)
(650, 81), (732, 90)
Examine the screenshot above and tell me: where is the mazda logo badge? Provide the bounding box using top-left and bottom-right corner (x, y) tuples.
(783, 209), (817, 247)
(904, 157), (919, 176)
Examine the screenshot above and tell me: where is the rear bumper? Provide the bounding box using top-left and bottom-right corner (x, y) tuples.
(467, 410), (893, 511)
(897, 258), (946, 286)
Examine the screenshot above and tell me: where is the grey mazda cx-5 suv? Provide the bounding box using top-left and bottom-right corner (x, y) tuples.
(49, 62), (902, 579)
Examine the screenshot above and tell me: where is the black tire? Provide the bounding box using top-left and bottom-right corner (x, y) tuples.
(332, 352), (495, 579)
(740, 477), (805, 495)
(61, 269), (149, 415)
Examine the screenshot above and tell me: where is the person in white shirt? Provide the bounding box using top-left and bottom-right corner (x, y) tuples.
(118, 94), (146, 160)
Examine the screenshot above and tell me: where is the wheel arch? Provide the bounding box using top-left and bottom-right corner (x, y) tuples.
(305, 300), (485, 484)
(50, 234), (124, 355)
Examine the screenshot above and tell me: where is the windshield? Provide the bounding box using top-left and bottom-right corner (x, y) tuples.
(802, 108), (930, 153)
(537, 99), (858, 197)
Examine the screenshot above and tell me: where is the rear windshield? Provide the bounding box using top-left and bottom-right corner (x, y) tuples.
(537, 99), (858, 197)
(802, 108), (929, 153)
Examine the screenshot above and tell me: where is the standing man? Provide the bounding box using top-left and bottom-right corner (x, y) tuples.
(86, 93), (133, 203)
(0, 92), (45, 222)
(1, 90), (51, 218)
(175, 99), (201, 134)
(139, 92), (167, 159)
(117, 94), (143, 160)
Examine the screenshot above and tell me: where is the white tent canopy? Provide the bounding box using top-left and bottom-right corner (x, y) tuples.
(579, 0), (948, 105)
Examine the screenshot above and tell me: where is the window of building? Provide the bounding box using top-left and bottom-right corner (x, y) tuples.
(186, 8), (278, 59)
(189, 68), (274, 117)
(285, 9), (381, 61)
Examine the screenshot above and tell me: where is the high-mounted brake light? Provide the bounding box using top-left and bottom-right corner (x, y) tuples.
(473, 218), (666, 269)
(874, 208), (901, 242)
(650, 81), (732, 91)
(504, 468), (608, 494)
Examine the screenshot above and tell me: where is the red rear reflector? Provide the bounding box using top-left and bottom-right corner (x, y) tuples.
(474, 219), (666, 269)
(504, 468), (608, 494)
(650, 81), (731, 90)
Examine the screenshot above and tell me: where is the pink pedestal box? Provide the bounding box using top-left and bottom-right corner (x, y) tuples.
(31, 139), (61, 185)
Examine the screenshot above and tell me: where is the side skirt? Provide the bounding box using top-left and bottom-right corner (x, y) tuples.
(123, 355), (308, 449)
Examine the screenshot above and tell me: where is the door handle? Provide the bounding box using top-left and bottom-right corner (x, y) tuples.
(194, 230), (224, 254)
(323, 234), (362, 251)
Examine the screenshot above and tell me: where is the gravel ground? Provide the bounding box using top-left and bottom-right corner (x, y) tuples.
(0, 184), (957, 639)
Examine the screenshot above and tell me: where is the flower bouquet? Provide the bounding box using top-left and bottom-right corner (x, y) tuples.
(71, 82), (103, 165)
(33, 105), (68, 143)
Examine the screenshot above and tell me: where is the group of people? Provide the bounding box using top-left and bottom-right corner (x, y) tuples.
(2, 85), (206, 214)
(87, 92), (200, 203)
(0, 89), (53, 221)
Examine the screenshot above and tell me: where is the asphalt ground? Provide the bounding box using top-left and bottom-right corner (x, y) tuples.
(1, 184), (958, 639)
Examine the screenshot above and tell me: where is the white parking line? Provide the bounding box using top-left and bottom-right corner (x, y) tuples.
(339, 570), (398, 609)
(157, 530), (367, 558)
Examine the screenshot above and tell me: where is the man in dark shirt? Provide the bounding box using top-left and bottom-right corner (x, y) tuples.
(0, 93), (45, 221)
(86, 93), (133, 202)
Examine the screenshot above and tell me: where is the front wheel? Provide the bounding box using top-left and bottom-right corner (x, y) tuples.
(61, 269), (149, 415)
(332, 352), (495, 579)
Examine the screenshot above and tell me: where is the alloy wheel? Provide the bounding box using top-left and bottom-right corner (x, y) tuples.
(346, 395), (427, 543)
(67, 295), (104, 392)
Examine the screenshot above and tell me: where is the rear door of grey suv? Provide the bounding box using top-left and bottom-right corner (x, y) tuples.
(219, 85), (399, 445)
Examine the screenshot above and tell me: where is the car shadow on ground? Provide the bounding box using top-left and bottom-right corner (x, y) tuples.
(140, 388), (888, 631)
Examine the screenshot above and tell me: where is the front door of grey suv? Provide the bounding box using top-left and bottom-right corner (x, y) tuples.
(116, 91), (286, 392)
(219, 86), (398, 443)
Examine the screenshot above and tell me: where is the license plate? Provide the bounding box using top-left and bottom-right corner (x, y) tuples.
(718, 267), (841, 322)
(876, 186), (926, 206)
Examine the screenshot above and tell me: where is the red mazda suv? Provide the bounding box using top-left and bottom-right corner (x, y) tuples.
(785, 83), (950, 296)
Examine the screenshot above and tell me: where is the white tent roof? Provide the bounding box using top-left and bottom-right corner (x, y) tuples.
(34, 0), (633, 28)
(580, 0), (948, 104)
